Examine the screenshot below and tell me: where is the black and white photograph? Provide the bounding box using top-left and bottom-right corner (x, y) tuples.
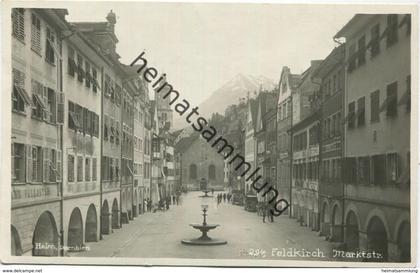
(0, 0), (417, 269)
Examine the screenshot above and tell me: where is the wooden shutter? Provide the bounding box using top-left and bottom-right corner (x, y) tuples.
(43, 147), (49, 183)
(25, 145), (32, 182)
(56, 92), (64, 124)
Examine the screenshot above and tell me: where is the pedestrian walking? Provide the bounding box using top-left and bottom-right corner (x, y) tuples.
(227, 193), (231, 203)
(172, 195), (176, 205)
(211, 188), (214, 195)
(268, 202), (274, 223)
(223, 193), (226, 202)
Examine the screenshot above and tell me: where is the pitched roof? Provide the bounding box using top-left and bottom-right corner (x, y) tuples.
(174, 135), (199, 153)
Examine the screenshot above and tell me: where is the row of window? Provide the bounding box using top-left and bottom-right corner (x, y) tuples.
(104, 74), (121, 106)
(68, 47), (100, 93)
(134, 136), (143, 152)
(188, 164), (216, 180)
(278, 100), (291, 121)
(12, 9), (57, 65)
(323, 112), (341, 140)
(292, 160), (320, 182)
(12, 69), (63, 124)
(322, 158), (342, 182)
(322, 69), (343, 100)
(101, 156), (120, 182)
(348, 14), (410, 73)
(12, 143), (62, 184)
(347, 78), (410, 129)
(342, 152), (409, 185)
(103, 115), (120, 144)
(68, 155), (97, 182)
(68, 101), (100, 137)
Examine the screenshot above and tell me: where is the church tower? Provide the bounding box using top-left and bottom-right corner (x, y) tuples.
(154, 75), (173, 131)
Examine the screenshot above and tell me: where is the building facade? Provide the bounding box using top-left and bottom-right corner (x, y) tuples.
(11, 8), (66, 256)
(313, 45), (346, 241)
(335, 14), (411, 262)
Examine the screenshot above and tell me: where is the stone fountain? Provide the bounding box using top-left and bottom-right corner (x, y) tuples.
(200, 189), (212, 198)
(181, 205), (227, 246)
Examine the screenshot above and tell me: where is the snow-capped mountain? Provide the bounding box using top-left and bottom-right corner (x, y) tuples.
(172, 73), (276, 129)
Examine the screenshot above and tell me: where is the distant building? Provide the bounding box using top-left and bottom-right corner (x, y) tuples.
(276, 67), (300, 211)
(244, 98), (258, 196)
(176, 135), (225, 191)
(290, 61), (322, 230)
(313, 44), (346, 241)
(335, 14), (411, 262)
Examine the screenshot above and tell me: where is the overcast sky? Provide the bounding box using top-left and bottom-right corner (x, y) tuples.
(66, 3), (356, 105)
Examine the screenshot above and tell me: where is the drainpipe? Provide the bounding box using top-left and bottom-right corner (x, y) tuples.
(289, 95), (293, 218)
(99, 66), (104, 239)
(58, 39), (64, 257)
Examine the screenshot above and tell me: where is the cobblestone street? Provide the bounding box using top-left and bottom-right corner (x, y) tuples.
(70, 192), (335, 260)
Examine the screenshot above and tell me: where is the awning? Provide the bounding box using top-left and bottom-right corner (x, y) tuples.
(14, 85), (32, 106)
(69, 58), (77, 72)
(398, 90), (410, 105)
(342, 111), (355, 124)
(379, 95), (396, 113)
(33, 94), (46, 110)
(69, 112), (81, 128)
(396, 166), (410, 185)
(127, 165), (134, 176)
(47, 38), (62, 59)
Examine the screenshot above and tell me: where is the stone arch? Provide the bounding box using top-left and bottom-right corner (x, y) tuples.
(364, 208), (391, 240)
(32, 211), (59, 256)
(11, 225), (22, 256)
(321, 201), (330, 224)
(331, 203), (342, 225)
(85, 204), (97, 242)
(345, 210), (360, 251)
(101, 200), (110, 235)
(112, 198), (119, 229)
(396, 220), (410, 262)
(366, 216), (388, 261)
(68, 207), (83, 251)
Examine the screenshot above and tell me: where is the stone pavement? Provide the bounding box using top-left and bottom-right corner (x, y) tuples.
(70, 191), (336, 261)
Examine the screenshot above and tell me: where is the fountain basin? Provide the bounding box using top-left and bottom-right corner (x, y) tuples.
(181, 224), (227, 246)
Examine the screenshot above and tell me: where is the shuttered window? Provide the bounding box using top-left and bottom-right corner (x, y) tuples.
(77, 156), (83, 182)
(12, 8), (25, 42)
(31, 13), (41, 54)
(45, 26), (56, 64)
(12, 143), (25, 183)
(371, 90), (380, 123)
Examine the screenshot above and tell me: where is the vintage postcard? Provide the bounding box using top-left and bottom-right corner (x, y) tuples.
(0, 0), (418, 268)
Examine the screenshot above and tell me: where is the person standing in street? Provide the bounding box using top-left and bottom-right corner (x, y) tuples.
(262, 202), (267, 223)
(211, 188), (214, 196)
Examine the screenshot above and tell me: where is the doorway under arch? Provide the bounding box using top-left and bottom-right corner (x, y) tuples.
(85, 204), (97, 242)
(397, 221), (410, 262)
(11, 225), (22, 256)
(345, 210), (359, 251)
(367, 216), (388, 261)
(101, 200), (110, 235)
(112, 198), (120, 229)
(68, 208), (83, 251)
(32, 211), (59, 256)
